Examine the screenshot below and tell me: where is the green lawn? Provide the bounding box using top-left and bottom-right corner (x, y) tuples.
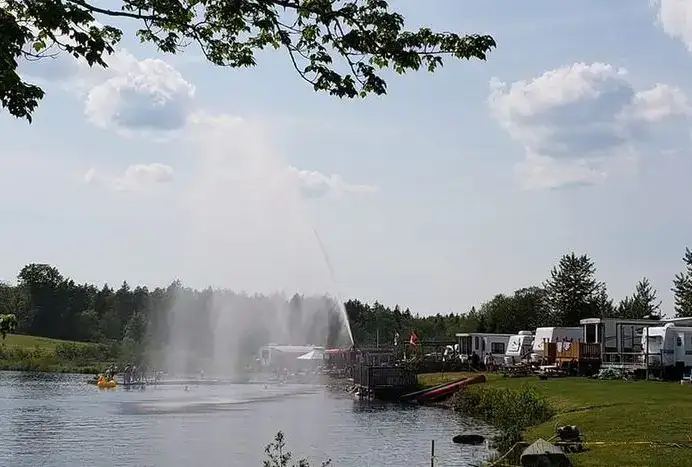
(418, 372), (692, 467)
(2, 333), (88, 351)
(0, 334), (106, 373)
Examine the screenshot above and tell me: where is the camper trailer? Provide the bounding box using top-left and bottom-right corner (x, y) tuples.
(456, 333), (512, 366)
(504, 330), (534, 365)
(641, 323), (692, 377)
(578, 317), (692, 368)
(531, 327), (582, 363)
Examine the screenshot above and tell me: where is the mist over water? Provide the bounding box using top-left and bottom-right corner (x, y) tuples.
(146, 114), (354, 376)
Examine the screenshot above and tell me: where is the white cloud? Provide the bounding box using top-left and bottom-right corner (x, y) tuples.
(83, 112), (376, 199)
(21, 37), (195, 134)
(626, 83), (690, 122)
(84, 58), (195, 132)
(180, 110), (378, 199)
(652, 0), (692, 52)
(288, 166), (378, 198)
(85, 163), (174, 193)
(515, 154), (608, 191)
(23, 36), (376, 200)
(488, 62), (690, 189)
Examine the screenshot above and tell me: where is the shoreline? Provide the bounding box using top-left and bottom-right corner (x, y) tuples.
(6, 360), (692, 465)
(418, 372), (692, 467)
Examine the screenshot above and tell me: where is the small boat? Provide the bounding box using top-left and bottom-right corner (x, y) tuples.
(91, 375), (117, 389)
(520, 438), (571, 467)
(400, 374), (486, 403)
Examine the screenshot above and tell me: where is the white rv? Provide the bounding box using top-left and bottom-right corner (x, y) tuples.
(456, 333), (512, 365)
(531, 327), (582, 363)
(579, 317), (692, 369)
(504, 330), (534, 365)
(641, 323), (692, 370)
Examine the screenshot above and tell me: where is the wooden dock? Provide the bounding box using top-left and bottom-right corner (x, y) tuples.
(352, 364), (418, 400)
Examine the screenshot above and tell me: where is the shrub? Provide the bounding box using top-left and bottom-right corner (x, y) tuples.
(450, 385), (555, 452)
(54, 342), (119, 362)
(263, 431), (331, 467)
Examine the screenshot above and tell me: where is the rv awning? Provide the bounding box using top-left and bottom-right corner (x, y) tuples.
(297, 350), (325, 360)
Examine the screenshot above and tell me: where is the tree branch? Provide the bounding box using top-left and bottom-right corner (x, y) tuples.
(65, 0), (159, 21)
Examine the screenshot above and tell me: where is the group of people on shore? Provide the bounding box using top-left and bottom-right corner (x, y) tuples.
(468, 351), (498, 371)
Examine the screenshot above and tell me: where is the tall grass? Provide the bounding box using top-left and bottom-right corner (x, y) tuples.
(451, 385), (556, 452)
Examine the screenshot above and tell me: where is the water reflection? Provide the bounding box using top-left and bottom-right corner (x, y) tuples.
(0, 371), (495, 466)
(351, 400), (419, 413)
(2, 374), (71, 465)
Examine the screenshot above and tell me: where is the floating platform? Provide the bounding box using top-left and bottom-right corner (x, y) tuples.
(86, 376), (252, 387)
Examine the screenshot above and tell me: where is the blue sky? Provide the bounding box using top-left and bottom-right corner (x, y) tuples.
(2, 0), (692, 316)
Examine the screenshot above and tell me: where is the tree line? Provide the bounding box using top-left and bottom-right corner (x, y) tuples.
(336, 248), (692, 345)
(1, 247), (692, 364)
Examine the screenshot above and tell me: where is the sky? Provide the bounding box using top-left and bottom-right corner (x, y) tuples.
(2, 0), (692, 317)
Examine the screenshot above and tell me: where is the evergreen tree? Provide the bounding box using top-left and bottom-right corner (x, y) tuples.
(673, 248), (692, 317)
(622, 277), (662, 319)
(588, 286), (615, 319)
(543, 252), (604, 326)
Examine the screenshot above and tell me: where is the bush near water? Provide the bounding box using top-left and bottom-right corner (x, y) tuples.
(449, 384), (555, 452)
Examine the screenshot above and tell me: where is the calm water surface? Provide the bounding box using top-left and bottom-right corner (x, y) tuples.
(0, 371), (495, 466)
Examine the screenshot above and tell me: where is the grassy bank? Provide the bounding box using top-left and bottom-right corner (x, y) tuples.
(0, 334), (115, 374)
(418, 372), (692, 466)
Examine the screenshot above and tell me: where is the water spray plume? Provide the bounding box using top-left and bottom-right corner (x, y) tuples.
(145, 114), (355, 377)
(312, 228), (355, 347)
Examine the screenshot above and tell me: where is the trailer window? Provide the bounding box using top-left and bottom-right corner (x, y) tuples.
(677, 336), (682, 347)
(491, 342), (505, 354)
(475, 337), (479, 349)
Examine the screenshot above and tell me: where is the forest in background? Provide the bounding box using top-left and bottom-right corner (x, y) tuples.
(1, 247), (692, 370)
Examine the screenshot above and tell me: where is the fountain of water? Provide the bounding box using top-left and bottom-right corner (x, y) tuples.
(312, 228), (354, 346)
(146, 114), (354, 377)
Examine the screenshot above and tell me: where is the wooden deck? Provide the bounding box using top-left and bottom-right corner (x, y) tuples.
(544, 341), (602, 376)
(551, 341), (601, 363)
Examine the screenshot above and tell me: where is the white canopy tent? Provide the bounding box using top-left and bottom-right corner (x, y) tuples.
(297, 350), (325, 360)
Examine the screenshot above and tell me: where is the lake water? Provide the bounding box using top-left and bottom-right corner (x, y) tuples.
(0, 371), (495, 466)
